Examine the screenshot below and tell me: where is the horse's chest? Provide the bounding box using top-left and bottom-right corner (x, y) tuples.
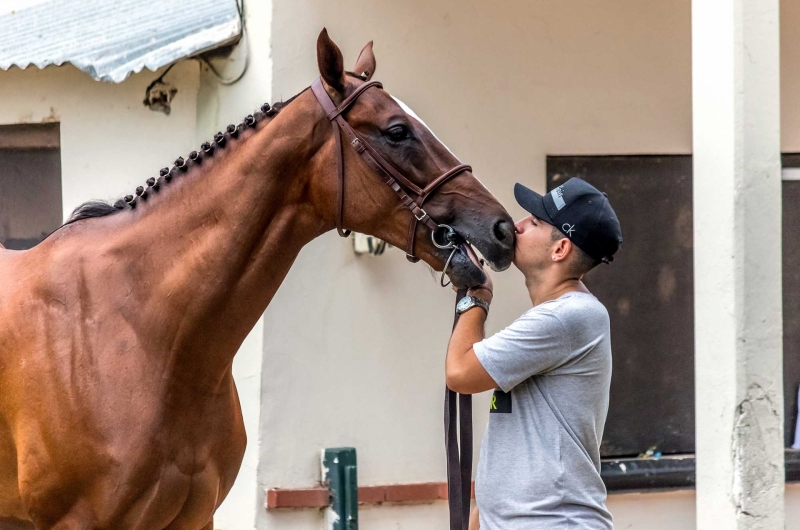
(14, 391), (246, 529)
(99, 424), (245, 528)
(159, 409), (246, 524)
(147, 458), (229, 529)
(145, 413), (246, 526)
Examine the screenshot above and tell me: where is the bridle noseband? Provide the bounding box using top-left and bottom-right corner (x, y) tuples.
(310, 77), (471, 270)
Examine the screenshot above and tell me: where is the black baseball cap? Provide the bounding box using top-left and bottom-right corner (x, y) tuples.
(514, 177), (623, 263)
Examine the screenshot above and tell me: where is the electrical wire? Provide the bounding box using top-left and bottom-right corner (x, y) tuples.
(199, 47), (249, 86)
(144, 0), (248, 98)
(200, 0), (248, 86)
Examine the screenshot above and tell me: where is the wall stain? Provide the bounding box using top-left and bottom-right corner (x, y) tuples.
(657, 266), (676, 303)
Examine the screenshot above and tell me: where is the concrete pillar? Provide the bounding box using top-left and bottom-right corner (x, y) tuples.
(692, 0), (784, 528)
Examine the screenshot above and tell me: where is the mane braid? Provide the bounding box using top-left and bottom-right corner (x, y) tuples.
(62, 87), (310, 228)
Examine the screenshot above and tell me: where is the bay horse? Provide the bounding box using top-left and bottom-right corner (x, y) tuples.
(0, 29), (514, 529)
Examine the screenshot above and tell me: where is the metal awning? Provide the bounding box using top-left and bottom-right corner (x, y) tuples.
(0, 0), (242, 83)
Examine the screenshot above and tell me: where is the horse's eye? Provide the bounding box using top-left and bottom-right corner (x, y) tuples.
(384, 124), (410, 142)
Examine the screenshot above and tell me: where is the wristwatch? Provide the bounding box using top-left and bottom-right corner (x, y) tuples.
(456, 295), (490, 315)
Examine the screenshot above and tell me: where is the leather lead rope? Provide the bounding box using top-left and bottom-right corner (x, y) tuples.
(446, 288), (473, 530)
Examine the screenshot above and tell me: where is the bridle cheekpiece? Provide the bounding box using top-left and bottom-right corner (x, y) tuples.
(310, 76), (471, 284)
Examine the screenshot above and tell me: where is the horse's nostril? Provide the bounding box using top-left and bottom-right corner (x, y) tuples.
(493, 219), (514, 244)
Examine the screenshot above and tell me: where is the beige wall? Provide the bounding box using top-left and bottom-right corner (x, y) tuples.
(783, 0), (800, 150)
(263, 0), (692, 528)
(0, 63), (200, 218)
(259, 0), (800, 529)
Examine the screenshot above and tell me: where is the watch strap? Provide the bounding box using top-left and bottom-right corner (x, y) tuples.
(458, 296), (490, 315)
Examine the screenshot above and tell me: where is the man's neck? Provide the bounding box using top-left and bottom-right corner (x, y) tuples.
(525, 271), (590, 307)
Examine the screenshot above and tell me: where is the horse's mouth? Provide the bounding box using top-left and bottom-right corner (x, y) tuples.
(444, 243), (503, 289)
(434, 225), (513, 289)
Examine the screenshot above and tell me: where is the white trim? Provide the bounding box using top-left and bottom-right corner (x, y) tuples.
(782, 168), (800, 181)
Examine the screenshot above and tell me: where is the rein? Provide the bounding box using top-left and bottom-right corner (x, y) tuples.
(447, 289), (473, 530)
(310, 77), (474, 530)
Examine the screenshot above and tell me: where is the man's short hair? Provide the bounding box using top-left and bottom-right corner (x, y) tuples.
(550, 225), (600, 277)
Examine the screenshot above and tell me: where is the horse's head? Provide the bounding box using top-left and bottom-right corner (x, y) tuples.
(307, 29), (514, 288)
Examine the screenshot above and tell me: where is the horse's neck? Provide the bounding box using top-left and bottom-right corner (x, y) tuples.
(100, 109), (326, 388)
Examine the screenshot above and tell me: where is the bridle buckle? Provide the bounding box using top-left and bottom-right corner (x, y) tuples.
(414, 208), (429, 222)
(351, 137), (365, 153)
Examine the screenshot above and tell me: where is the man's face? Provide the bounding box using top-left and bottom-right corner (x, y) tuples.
(513, 214), (556, 274)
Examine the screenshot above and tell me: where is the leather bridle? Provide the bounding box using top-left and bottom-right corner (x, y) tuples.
(310, 77), (471, 263)
(311, 76), (474, 530)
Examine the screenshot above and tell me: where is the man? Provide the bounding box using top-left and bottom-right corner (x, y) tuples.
(446, 177), (623, 530)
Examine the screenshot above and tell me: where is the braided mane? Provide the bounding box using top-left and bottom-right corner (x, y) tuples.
(64, 88), (308, 227)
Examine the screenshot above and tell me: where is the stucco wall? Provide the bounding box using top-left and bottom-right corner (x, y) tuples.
(0, 62), (200, 217)
(258, 0), (800, 528)
(262, 0), (692, 528)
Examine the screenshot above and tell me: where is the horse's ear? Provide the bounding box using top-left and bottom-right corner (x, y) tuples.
(353, 41), (376, 81)
(317, 28), (346, 93)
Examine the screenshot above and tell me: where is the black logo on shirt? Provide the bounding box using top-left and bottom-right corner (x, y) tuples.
(490, 390), (512, 414)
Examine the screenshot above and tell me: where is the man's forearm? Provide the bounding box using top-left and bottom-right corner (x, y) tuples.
(445, 307), (488, 392)
(447, 308), (486, 362)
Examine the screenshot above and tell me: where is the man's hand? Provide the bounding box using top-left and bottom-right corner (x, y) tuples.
(446, 245), (499, 395)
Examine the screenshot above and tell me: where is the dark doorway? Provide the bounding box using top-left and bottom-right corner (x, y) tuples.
(0, 123), (62, 249)
(782, 154), (800, 448)
(547, 156), (695, 457)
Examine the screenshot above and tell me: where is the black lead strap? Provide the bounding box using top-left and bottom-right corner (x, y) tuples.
(446, 288), (473, 530)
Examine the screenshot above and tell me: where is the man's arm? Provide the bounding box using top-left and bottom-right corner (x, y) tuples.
(446, 287), (498, 394)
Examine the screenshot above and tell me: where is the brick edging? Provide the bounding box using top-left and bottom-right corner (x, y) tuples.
(266, 482), (476, 509)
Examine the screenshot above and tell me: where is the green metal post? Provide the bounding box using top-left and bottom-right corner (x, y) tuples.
(322, 447), (358, 530)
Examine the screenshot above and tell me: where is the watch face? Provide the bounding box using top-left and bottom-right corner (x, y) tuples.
(457, 297), (473, 312)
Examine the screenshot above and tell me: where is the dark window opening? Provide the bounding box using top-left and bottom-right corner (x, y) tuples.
(548, 155), (695, 458)
(547, 154), (800, 491)
(0, 123), (62, 250)
(781, 154), (800, 449)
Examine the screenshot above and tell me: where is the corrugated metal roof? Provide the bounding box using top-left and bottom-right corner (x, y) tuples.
(0, 0), (242, 83)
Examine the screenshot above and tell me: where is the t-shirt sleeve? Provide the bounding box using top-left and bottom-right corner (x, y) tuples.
(473, 308), (571, 392)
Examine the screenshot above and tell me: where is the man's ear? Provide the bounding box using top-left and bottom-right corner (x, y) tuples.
(317, 28), (346, 93)
(553, 236), (571, 262)
(353, 41), (376, 81)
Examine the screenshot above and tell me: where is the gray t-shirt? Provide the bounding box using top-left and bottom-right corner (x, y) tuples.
(473, 291), (613, 530)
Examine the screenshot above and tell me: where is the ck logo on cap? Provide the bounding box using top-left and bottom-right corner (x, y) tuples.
(551, 186), (566, 210)
(562, 223), (576, 236)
